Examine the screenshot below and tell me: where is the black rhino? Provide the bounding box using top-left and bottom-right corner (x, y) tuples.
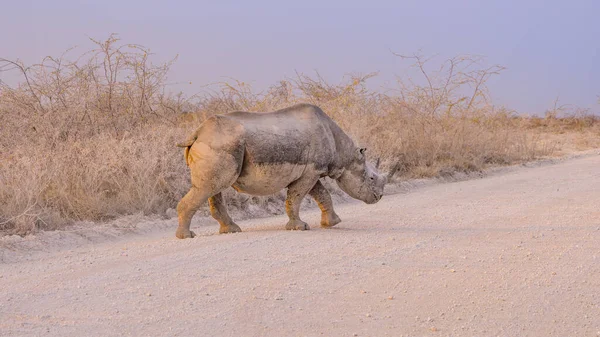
(175, 103), (386, 239)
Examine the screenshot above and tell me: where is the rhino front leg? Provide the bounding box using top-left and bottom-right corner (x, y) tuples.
(309, 180), (341, 228)
(285, 176), (320, 230)
(209, 192), (242, 234)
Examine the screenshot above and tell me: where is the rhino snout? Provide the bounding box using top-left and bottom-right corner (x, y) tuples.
(365, 192), (382, 204)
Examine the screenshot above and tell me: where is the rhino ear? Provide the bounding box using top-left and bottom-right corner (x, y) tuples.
(357, 147), (367, 160)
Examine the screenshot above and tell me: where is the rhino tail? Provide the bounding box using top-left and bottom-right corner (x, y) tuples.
(177, 131), (199, 167)
(182, 147), (191, 166)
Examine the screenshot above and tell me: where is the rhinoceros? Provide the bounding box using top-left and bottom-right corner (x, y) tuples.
(175, 103), (386, 239)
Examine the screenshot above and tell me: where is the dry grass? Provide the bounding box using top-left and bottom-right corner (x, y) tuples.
(1, 36), (598, 235)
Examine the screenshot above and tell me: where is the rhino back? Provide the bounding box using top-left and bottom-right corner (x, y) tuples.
(225, 104), (337, 170)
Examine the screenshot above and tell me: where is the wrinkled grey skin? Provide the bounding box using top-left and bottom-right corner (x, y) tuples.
(175, 103), (387, 239)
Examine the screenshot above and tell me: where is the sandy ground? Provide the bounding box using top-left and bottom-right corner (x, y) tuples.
(1, 154), (600, 337)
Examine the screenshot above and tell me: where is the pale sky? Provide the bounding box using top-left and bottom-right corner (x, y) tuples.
(1, 0), (599, 115)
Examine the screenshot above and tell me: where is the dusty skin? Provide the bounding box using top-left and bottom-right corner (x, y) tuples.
(175, 103), (386, 239)
(1, 154), (600, 336)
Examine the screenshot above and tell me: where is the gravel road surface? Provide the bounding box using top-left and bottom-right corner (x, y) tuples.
(1, 154), (599, 336)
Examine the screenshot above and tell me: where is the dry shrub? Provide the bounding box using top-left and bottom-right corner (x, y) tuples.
(284, 55), (553, 178)
(0, 36), (595, 235)
(521, 100), (600, 133)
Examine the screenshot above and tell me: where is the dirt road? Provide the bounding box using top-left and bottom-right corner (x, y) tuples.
(1, 154), (600, 337)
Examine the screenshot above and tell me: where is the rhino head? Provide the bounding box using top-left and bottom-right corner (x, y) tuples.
(336, 148), (387, 204)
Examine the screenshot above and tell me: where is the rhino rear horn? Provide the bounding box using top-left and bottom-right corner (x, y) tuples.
(375, 158), (381, 170)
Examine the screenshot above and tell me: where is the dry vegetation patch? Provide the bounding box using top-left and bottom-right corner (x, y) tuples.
(1, 36), (598, 235)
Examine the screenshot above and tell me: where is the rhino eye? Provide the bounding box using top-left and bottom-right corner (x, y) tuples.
(370, 177), (374, 181)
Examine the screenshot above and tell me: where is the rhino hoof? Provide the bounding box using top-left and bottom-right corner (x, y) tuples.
(321, 213), (342, 228)
(219, 224), (242, 234)
(286, 220), (310, 231)
(176, 229), (196, 239)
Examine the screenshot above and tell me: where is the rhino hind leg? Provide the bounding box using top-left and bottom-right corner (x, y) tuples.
(285, 176), (320, 231)
(209, 192), (242, 234)
(309, 180), (342, 228)
(176, 187), (210, 239)
(176, 141), (243, 239)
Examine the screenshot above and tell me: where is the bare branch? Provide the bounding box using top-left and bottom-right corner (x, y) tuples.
(0, 58), (46, 113)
